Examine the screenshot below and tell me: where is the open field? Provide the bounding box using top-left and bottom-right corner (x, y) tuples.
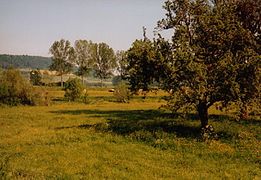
(0, 88), (260, 179)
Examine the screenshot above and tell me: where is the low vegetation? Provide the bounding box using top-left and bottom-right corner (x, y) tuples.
(64, 78), (84, 102)
(113, 81), (131, 103)
(0, 68), (50, 106)
(0, 87), (260, 179)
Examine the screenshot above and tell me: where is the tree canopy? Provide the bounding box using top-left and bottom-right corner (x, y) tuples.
(126, 0), (260, 129)
(115, 50), (128, 79)
(126, 39), (161, 92)
(49, 39), (75, 87)
(74, 40), (94, 84)
(92, 42), (116, 86)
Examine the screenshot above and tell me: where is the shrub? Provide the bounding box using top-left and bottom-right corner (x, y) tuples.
(30, 87), (51, 106)
(113, 81), (131, 103)
(0, 68), (49, 106)
(81, 89), (90, 104)
(30, 69), (42, 85)
(64, 78), (84, 101)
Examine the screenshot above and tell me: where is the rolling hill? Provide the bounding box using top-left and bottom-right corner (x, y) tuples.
(0, 54), (52, 69)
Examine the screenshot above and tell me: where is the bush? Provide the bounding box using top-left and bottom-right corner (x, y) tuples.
(64, 78), (84, 101)
(30, 87), (51, 106)
(81, 89), (90, 104)
(0, 68), (49, 106)
(113, 81), (131, 103)
(30, 69), (42, 85)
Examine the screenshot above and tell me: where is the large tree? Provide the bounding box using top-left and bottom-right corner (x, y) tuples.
(127, 0), (260, 129)
(74, 40), (94, 84)
(92, 42), (116, 86)
(49, 39), (75, 87)
(158, 0), (260, 127)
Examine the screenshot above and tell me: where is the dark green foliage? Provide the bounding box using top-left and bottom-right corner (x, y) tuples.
(236, 0), (261, 47)
(64, 78), (84, 101)
(127, 0), (260, 128)
(113, 81), (131, 103)
(0, 54), (51, 69)
(0, 68), (49, 106)
(30, 69), (42, 85)
(156, 0), (260, 127)
(126, 39), (161, 92)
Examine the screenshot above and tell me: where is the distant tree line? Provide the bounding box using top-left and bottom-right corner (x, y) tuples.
(0, 54), (51, 69)
(49, 39), (125, 87)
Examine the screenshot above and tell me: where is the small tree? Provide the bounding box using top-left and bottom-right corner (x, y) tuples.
(49, 39), (75, 87)
(92, 42), (116, 87)
(126, 39), (162, 93)
(30, 69), (42, 85)
(113, 82), (131, 103)
(64, 78), (84, 101)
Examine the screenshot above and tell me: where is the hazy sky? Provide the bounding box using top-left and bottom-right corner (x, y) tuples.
(0, 0), (166, 57)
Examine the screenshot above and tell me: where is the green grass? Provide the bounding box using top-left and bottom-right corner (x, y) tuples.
(0, 88), (260, 179)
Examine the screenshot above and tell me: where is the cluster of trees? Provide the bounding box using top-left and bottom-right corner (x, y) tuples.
(45, 0), (261, 131)
(125, 0), (260, 129)
(49, 39), (125, 87)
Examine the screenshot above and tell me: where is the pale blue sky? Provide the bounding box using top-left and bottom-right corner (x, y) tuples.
(0, 0), (166, 57)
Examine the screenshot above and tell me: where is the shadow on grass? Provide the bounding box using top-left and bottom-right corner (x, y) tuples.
(52, 109), (201, 140)
(52, 109), (260, 142)
(51, 98), (65, 102)
(209, 114), (261, 126)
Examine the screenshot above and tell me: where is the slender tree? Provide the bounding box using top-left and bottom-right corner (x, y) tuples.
(74, 40), (94, 84)
(92, 42), (116, 87)
(49, 39), (75, 87)
(115, 50), (128, 79)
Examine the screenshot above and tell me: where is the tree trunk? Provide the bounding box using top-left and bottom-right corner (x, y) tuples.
(240, 104), (248, 120)
(197, 102), (209, 128)
(100, 79), (103, 88)
(61, 74), (63, 88)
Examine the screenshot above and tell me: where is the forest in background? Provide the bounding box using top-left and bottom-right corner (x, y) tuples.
(0, 54), (51, 69)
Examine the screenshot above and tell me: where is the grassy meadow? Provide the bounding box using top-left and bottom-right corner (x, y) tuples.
(0, 87), (260, 179)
